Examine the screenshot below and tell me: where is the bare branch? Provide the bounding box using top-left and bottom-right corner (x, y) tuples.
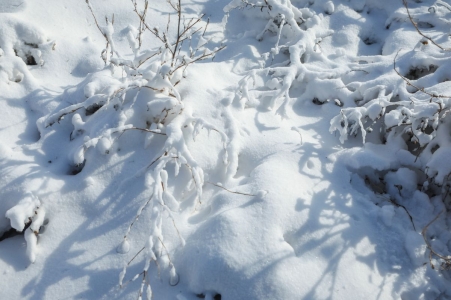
(202, 17), (210, 36)
(131, 1), (173, 54)
(393, 50), (451, 99)
(422, 211), (451, 269)
(122, 127), (166, 136)
(85, 0), (107, 41)
(206, 181), (256, 197)
(170, 44), (226, 76)
(403, 0), (451, 51)
(172, 0), (183, 65)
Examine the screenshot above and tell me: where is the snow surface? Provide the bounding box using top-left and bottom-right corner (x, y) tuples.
(1, 0), (451, 299)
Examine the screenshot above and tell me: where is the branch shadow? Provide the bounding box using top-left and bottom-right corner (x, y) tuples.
(176, 133), (418, 299)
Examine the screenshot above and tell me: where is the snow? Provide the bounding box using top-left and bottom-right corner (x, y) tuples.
(1, 0), (451, 299)
(5, 193), (40, 232)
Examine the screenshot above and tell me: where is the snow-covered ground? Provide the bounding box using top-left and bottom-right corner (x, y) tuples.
(1, 0), (451, 299)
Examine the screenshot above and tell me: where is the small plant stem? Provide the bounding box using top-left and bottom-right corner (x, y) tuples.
(206, 181), (256, 197)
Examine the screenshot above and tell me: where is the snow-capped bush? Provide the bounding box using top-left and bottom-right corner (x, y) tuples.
(33, 0), (226, 297)
(225, 0), (451, 270)
(329, 0), (451, 269)
(0, 16), (54, 264)
(328, 0), (451, 211)
(4, 192), (47, 263)
(225, 0), (344, 118)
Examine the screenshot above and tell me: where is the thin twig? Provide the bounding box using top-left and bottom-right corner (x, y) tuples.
(137, 50), (162, 67)
(403, 0), (451, 51)
(170, 44), (226, 75)
(202, 17), (210, 36)
(46, 107), (84, 128)
(122, 127), (166, 136)
(172, 0), (182, 65)
(393, 50), (451, 99)
(128, 247), (146, 266)
(123, 193), (155, 240)
(388, 198), (417, 231)
(85, 0), (107, 42)
(422, 211), (451, 269)
(157, 236), (174, 265)
(120, 271), (145, 289)
(206, 181), (256, 197)
(239, 0), (272, 11)
(131, 2), (172, 53)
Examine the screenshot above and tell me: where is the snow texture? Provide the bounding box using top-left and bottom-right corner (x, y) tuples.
(1, 0), (451, 299)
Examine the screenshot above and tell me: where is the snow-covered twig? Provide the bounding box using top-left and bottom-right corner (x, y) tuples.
(38, 1), (228, 298)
